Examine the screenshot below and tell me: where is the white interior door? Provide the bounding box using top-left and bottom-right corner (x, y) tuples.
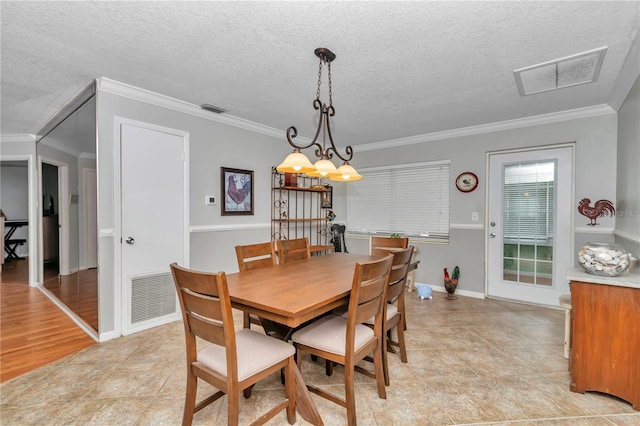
(487, 146), (573, 306)
(120, 121), (188, 335)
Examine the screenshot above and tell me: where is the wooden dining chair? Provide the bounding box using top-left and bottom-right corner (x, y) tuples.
(234, 242), (277, 330)
(292, 254), (394, 426)
(363, 246), (414, 386)
(369, 236), (409, 257)
(276, 237), (311, 264)
(170, 263), (296, 426)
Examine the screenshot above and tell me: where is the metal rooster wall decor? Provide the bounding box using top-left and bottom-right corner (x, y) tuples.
(578, 199), (615, 226)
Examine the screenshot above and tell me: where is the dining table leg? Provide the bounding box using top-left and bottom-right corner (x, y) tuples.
(293, 362), (323, 426)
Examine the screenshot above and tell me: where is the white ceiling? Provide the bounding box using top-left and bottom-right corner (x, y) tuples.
(2, 1), (639, 148)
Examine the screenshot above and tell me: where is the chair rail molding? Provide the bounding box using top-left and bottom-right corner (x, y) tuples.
(190, 223), (270, 233)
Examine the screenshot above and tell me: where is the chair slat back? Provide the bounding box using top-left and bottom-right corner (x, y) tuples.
(386, 247), (414, 304)
(277, 237), (311, 264)
(235, 242), (277, 271)
(348, 254), (394, 328)
(370, 236), (409, 257)
(170, 263), (235, 351)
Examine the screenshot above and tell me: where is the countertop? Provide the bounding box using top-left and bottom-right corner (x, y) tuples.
(567, 268), (640, 289)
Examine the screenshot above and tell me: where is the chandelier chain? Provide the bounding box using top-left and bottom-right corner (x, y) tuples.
(328, 61), (333, 107)
(280, 47), (359, 178)
(316, 59), (323, 101)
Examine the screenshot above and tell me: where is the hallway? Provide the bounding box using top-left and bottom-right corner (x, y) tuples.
(0, 258), (95, 382)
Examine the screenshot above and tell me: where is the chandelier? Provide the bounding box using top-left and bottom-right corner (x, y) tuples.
(277, 48), (362, 181)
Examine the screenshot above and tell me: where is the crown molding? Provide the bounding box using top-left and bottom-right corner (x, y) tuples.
(357, 104), (616, 152)
(608, 30), (640, 111)
(1, 134), (36, 143)
(97, 77), (291, 141)
(79, 153), (97, 160)
(39, 137), (81, 157)
(97, 77), (617, 153)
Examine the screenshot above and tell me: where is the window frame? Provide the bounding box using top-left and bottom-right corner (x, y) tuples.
(346, 160), (450, 243)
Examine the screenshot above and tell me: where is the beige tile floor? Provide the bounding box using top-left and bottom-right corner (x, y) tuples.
(1, 292), (639, 425)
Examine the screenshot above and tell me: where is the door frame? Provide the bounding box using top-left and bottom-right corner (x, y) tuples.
(484, 143), (575, 305)
(81, 167), (98, 269)
(38, 157), (70, 278)
(112, 116), (190, 337)
(0, 154), (38, 286)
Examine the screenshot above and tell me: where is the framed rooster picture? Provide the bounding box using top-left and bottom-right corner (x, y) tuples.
(221, 167), (254, 216)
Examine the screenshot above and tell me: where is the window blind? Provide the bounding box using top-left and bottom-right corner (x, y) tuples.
(503, 162), (555, 243)
(347, 161), (450, 242)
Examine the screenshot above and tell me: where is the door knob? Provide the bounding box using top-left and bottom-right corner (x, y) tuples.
(490, 233), (496, 238)
(490, 222), (496, 227)
(125, 237), (135, 245)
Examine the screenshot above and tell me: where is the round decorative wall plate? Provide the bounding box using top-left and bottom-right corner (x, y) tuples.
(455, 172), (478, 193)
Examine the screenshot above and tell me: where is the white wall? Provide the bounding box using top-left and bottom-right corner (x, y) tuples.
(94, 76), (633, 338)
(346, 113), (619, 296)
(96, 85), (293, 338)
(1, 161), (29, 257)
(0, 140), (38, 285)
(615, 76), (640, 265)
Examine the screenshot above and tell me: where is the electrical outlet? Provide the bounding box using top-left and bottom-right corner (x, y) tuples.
(472, 212), (479, 222)
(205, 195), (216, 205)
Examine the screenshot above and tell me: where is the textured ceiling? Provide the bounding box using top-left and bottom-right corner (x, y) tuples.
(1, 1), (639, 148)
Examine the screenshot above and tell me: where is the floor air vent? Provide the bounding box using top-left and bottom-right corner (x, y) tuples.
(130, 272), (177, 325)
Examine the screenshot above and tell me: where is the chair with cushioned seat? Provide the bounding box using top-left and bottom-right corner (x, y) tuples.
(234, 242), (277, 330)
(292, 254), (393, 426)
(170, 263), (296, 426)
(364, 246), (414, 385)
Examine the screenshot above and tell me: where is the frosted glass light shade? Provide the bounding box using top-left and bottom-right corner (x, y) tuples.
(330, 162), (362, 181)
(276, 151), (316, 173)
(306, 158), (339, 177)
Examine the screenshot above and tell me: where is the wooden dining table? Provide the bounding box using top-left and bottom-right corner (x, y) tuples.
(225, 252), (379, 426)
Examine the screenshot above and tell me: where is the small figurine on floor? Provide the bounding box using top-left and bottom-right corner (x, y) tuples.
(444, 266), (460, 300)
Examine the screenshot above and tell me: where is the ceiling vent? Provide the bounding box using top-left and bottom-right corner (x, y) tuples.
(514, 47), (607, 96)
(201, 104), (226, 114)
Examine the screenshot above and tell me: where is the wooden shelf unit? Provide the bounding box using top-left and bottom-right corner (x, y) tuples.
(271, 168), (332, 251)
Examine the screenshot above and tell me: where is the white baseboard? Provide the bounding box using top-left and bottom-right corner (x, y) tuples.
(98, 330), (116, 342)
(37, 286), (99, 342)
(413, 281), (485, 299)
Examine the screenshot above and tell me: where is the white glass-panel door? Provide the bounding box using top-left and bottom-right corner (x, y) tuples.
(487, 146), (573, 306)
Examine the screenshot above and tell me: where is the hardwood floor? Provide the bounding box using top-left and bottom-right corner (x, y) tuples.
(0, 258), (95, 383)
(43, 265), (99, 330)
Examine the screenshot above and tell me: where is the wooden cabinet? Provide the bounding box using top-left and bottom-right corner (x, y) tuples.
(271, 168), (333, 253)
(569, 271), (640, 410)
(43, 215), (59, 263)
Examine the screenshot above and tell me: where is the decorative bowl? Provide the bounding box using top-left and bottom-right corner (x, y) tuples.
(416, 284), (433, 300)
(578, 242), (630, 277)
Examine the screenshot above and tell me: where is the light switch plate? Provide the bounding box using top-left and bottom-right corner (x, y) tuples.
(205, 195), (216, 205)
(472, 212), (479, 222)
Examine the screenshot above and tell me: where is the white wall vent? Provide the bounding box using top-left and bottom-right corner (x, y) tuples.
(514, 47), (607, 96)
(130, 272), (178, 326)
